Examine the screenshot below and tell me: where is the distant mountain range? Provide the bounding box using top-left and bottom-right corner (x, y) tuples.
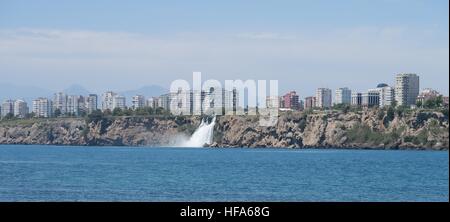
(0, 83), (167, 106)
(119, 85), (168, 102)
(0, 83), (54, 105)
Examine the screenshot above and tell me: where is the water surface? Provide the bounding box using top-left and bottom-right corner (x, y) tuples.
(0, 145), (448, 201)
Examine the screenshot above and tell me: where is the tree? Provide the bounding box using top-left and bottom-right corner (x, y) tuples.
(54, 108), (62, 117)
(2, 113), (15, 120)
(26, 112), (36, 119)
(155, 107), (166, 115)
(386, 106), (395, 122)
(396, 105), (408, 117)
(135, 107), (152, 116)
(377, 109), (385, 120)
(442, 108), (449, 120)
(298, 119), (307, 132)
(342, 105), (350, 114)
(86, 109), (104, 123)
(112, 108), (123, 116)
(416, 101), (423, 108)
(122, 108), (133, 116)
(423, 96), (443, 109)
(391, 100), (397, 108)
(103, 109), (112, 116)
(79, 110), (87, 117)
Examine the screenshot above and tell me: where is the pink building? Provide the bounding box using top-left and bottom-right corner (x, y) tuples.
(282, 91), (300, 110)
(304, 96), (316, 109)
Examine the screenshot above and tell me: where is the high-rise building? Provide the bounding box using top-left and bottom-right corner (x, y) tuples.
(33, 98), (53, 118)
(112, 95), (126, 110)
(67, 95), (81, 116)
(335, 87), (352, 105)
(79, 96), (87, 114)
(373, 84), (395, 107)
(166, 88), (239, 115)
(169, 90), (192, 115)
(395, 73), (419, 106)
(86, 94), (98, 113)
(282, 91), (300, 110)
(190, 90), (203, 115)
(362, 89), (380, 107)
(304, 96), (316, 109)
(14, 100), (29, 118)
(201, 87), (223, 115)
(315, 88), (332, 108)
(131, 95), (146, 110)
(266, 96), (280, 109)
(102, 91), (117, 111)
(146, 97), (161, 109)
(222, 88), (238, 115)
(1, 100), (15, 118)
(159, 93), (172, 111)
(351, 92), (362, 107)
(53, 92), (67, 114)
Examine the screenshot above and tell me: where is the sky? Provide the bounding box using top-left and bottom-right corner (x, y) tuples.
(0, 0), (448, 97)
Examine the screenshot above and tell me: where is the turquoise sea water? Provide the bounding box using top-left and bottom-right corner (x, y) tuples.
(0, 145), (448, 202)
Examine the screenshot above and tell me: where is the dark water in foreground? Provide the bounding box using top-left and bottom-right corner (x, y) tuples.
(0, 145), (448, 202)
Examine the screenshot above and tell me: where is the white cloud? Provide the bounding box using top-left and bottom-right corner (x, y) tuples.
(0, 27), (448, 95)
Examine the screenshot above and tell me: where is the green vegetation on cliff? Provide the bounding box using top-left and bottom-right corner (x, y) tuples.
(0, 107), (448, 150)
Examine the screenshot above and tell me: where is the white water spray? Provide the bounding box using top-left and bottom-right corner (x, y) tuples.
(182, 116), (216, 147)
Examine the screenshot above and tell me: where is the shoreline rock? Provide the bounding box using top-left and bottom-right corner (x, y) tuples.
(0, 110), (448, 150)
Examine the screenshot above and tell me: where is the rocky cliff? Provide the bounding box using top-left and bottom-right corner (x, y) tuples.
(0, 109), (448, 150)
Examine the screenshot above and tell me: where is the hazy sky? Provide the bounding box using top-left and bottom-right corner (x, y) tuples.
(0, 0), (448, 97)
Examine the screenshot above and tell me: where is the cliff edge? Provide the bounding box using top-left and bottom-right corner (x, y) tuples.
(0, 109), (448, 150)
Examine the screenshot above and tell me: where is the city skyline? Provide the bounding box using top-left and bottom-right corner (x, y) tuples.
(2, 73), (449, 118)
(0, 0), (448, 97)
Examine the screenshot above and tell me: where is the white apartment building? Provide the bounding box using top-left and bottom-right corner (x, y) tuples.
(146, 97), (161, 109)
(191, 90), (204, 115)
(86, 94), (98, 113)
(112, 95), (126, 110)
(315, 88), (332, 108)
(102, 91), (117, 111)
(351, 92), (362, 107)
(266, 96), (280, 109)
(159, 93), (172, 111)
(67, 95), (81, 116)
(362, 89), (380, 107)
(131, 95), (146, 110)
(170, 90), (192, 115)
(222, 88), (238, 115)
(78, 96), (86, 114)
(395, 73), (419, 106)
(196, 88), (238, 115)
(33, 98), (53, 118)
(14, 100), (29, 118)
(335, 87), (352, 105)
(201, 87), (223, 115)
(53, 92), (67, 114)
(166, 88), (239, 115)
(1, 100), (15, 118)
(372, 84), (395, 107)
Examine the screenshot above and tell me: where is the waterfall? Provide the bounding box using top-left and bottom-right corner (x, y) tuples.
(182, 116), (216, 147)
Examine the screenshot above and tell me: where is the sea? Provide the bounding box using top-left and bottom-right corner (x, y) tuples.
(0, 145), (448, 202)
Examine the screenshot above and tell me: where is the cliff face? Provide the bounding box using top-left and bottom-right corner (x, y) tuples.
(0, 117), (200, 147)
(0, 110), (448, 150)
(214, 110), (449, 150)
